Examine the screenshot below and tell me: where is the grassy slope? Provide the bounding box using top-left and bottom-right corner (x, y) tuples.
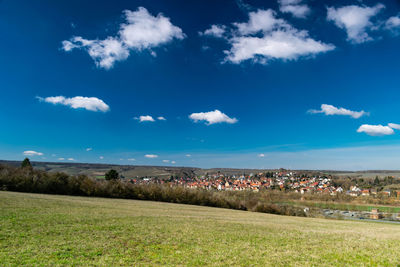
(1, 192), (400, 266)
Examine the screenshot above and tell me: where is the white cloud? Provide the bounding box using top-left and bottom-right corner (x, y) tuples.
(225, 30), (334, 64)
(308, 104), (368, 119)
(385, 15), (400, 32)
(185, 154), (191, 157)
(189, 109), (238, 125)
(171, 161), (176, 164)
(157, 116), (166, 121)
(234, 9), (286, 35)
(357, 124), (394, 136)
(162, 160), (170, 163)
(67, 158), (75, 161)
(278, 0), (310, 19)
(62, 37), (130, 69)
(145, 154), (158, 158)
(120, 8), (185, 49)
(388, 123), (400, 130)
(208, 9), (334, 64)
(200, 24), (226, 38)
(327, 4), (385, 44)
(86, 148), (92, 151)
(23, 150), (43, 156)
(258, 153), (265, 157)
(127, 158), (136, 161)
(62, 7), (184, 69)
(58, 158), (65, 161)
(99, 156), (104, 160)
(135, 115), (155, 122)
(38, 96), (109, 112)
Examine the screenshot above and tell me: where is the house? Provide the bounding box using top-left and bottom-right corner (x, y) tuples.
(382, 189), (392, 197)
(336, 187), (344, 193)
(361, 189), (370, 196)
(370, 208), (381, 220)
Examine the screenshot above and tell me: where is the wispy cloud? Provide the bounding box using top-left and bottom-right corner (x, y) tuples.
(23, 150), (43, 156)
(199, 24), (227, 38)
(37, 96), (109, 112)
(308, 104), (368, 119)
(278, 0), (310, 19)
(145, 154), (158, 158)
(385, 14), (400, 34)
(388, 123), (400, 130)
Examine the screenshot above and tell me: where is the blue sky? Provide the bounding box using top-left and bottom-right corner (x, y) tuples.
(2, 0), (400, 170)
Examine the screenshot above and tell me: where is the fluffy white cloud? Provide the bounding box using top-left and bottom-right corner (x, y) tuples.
(135, 115), (155, 122)
(200, 24), (226, 38)
(189, 110), (238, 125)
(38, 96), (109, 112)
(62, 7), (184, 69)
(120, 8), (184, 49)
(127, 158), (136, 161)
(233, 9), (286, 35)
(171, 161), (176, 164)
(185, 154), (191, 157)
(67, 158), (75, 161)
(226, 30), (334, 64)
(278, 0), (310, 19)
(162, 160), (170, 163)
(385, 15), (400, 31)
(62, 37), (129, 69)
(205, 9), (334, 64)
(388, 123), (400, 130)
(308, 104), (368, 119)
(99, 156), (104, 160)
(157, 116), (166, 121)
(327, 4), (385, 44)
(23, 150), (43, 156)
(357, 124), (394, 136)
(58, 158), (65, 161)
(258, 153), (265, 157)
(145, 154), (158, 158)
(86, 148), (92, 151)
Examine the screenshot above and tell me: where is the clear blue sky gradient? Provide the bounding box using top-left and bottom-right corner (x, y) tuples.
(1, 0), (400, 170)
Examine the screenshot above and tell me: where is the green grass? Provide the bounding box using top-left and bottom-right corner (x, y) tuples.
(1, 191), (400, 266)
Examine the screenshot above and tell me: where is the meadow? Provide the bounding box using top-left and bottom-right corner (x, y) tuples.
(1, 191), (400, 266)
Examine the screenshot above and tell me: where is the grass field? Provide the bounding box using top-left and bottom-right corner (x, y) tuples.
(1, 192), (400, 266)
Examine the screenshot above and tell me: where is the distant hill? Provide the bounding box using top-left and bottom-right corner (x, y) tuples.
(2, 160), (399, 179)
(0, 160), (272, 179)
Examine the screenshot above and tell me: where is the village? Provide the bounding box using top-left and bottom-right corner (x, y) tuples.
(128, 170), (396, 197)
